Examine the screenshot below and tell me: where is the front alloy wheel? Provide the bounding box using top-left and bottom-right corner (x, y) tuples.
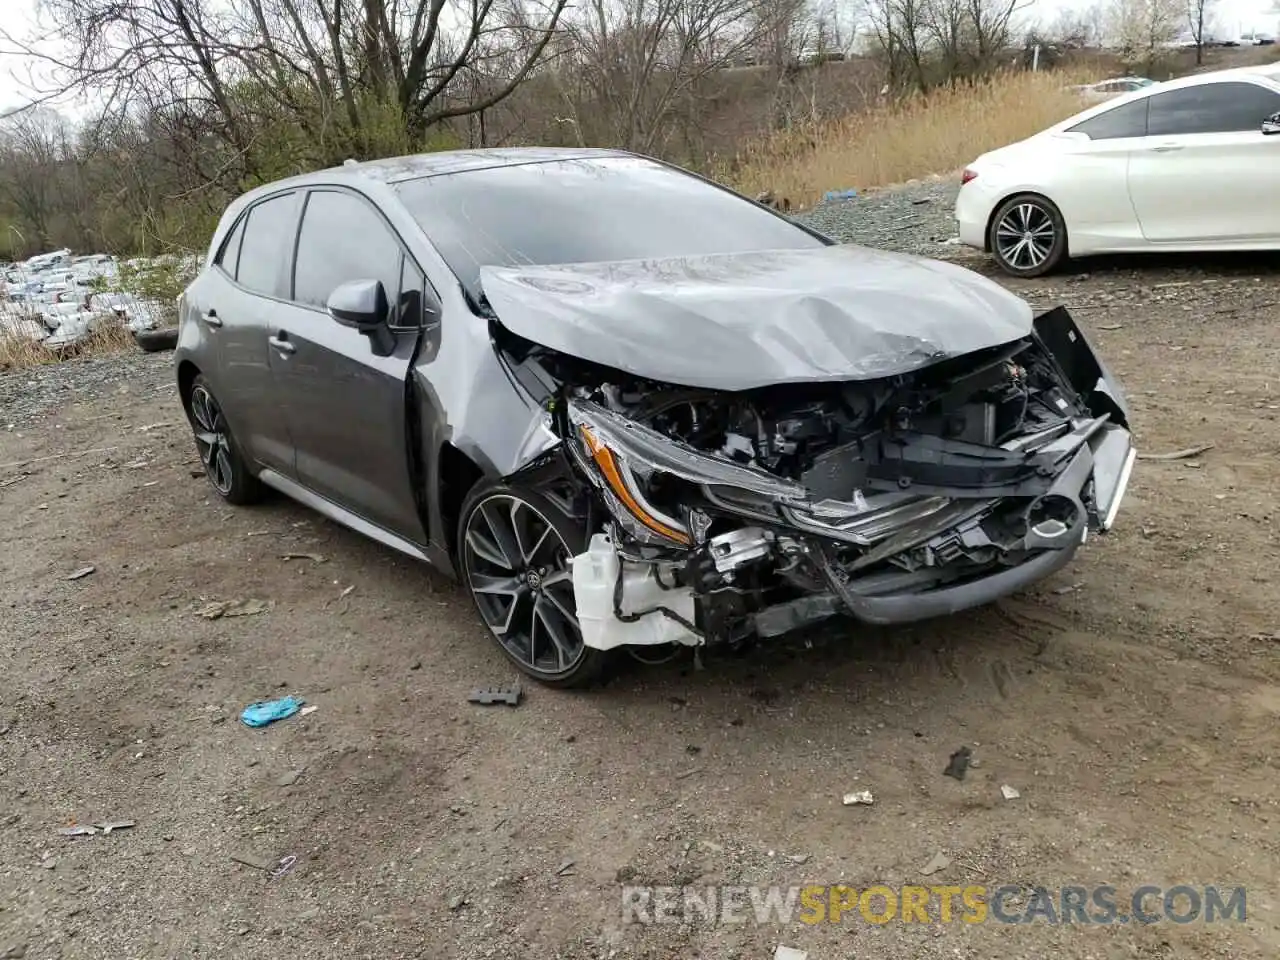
(989, 194), (1067, 278)
(459, 485), (605, 687)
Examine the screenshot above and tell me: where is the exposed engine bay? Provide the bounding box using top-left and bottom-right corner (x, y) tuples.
(500, 305), (1135, 652)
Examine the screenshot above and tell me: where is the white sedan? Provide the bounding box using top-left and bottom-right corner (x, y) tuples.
(955, 64), (1280, 277)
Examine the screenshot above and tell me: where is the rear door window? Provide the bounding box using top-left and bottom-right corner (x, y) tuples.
(1146, 82), (1280, 135)
(236, 192), (300, 298)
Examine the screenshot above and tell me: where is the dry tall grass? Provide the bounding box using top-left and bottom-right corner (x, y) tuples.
(729, 68), (1099, 208)
(0, 321), (137, 372)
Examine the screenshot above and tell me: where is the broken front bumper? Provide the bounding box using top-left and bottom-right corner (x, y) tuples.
(564, 305), (1135, 647)
(570, 417), (1135, 648)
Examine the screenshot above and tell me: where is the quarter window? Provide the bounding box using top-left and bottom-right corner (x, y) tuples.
(292, 190), (403, 314)
(1146, 82), (1280, 135)
(215, 215), (245, 279)
(236, 192), (299, 298)
(1067, 98), (1149, 139)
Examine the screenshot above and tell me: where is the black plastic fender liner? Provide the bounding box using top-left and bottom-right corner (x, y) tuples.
(1033, 306), (1130, 427)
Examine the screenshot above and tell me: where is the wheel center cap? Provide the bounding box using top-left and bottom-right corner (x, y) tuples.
(524, 570), (542, 591)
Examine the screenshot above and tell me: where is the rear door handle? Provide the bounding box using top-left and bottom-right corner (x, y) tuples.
(1149, 142), (1183, 152)
(269, 332), (295, 355)
(203, 308), (223, 328)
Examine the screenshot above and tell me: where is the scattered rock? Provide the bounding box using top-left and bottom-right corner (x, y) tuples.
(842, 790), (874, 806)
(199, 598), (271, 619)
(920, 851), (950, 876)
(276, 769), (305, 787)
(65, 565), (96, 581)
(1001, 784), (1021, 800)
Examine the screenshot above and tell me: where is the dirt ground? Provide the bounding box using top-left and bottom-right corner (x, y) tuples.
(2, 250), (1280, 960)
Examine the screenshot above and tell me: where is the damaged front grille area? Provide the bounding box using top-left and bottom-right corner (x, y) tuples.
(521, 311), (1135, 649)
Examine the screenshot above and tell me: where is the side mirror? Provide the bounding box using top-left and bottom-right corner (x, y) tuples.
(327, 278), (387, 330)
(1263, 112), (1280, 135)
(327, 279), (395, 356)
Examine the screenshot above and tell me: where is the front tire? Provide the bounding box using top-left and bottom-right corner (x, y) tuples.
(185, 375), (263, 505)
(989, 194), (1068, 278)
(458, 482), (607, 688)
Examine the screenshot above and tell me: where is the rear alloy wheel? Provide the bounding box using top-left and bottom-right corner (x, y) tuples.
(989, 194), (1067, 278)
(186, 375), (262, 505)
(458, 484), (606, 688)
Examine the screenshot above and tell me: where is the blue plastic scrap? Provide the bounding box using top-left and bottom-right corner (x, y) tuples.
(823, 188), (859, 202)
(240, 695), (305, 727)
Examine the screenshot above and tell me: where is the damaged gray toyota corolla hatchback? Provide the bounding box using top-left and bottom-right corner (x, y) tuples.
(175, 148), (1135, 687)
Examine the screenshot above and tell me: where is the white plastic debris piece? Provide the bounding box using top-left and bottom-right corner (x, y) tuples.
(94, 820), (136, 834)
(920, 851), (951, 876)
(774, 947), (808, 960)
(65, 566), (96, 581)
(1000, 784), (1021, 800)
(299, 705), (318, 717)
(841, 790), (874, 806)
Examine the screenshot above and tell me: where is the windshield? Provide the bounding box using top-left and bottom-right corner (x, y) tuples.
(393, 156), (827, 302)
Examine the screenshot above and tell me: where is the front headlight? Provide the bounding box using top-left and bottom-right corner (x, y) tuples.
(577, 423), (692, 546)
(567, 399), (810, 550)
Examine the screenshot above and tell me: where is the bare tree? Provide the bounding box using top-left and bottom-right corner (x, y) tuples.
(1186, 0), (1217, 64)
(558, 0), (766, 154)
(0, 109), (71, 248)
(866, 0), (1023, 91)
(1108, 0), (1181, 71)
(1042, 4), (1106, 47)
(4, 0), (570, 172)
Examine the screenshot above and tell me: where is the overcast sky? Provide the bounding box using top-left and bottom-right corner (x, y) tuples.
(2, 0), (1278, 114)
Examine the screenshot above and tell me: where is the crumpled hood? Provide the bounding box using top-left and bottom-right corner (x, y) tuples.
(480, 244), (1034, 391)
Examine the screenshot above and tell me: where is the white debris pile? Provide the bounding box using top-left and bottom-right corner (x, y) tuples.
(0, 248), (196, 353)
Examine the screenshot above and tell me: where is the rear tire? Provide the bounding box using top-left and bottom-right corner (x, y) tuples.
(458, 481), (607, 688)
(184, 375), (263, 506)
(988, 194), (1068, 278)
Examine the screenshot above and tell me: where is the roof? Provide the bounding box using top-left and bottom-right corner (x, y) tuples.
(211, 146), (643, 247)
(317, 147), (634, 185)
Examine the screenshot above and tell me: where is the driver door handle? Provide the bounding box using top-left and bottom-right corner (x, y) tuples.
(1149, 142), (1183, 152)
(269, 332), (295, 355)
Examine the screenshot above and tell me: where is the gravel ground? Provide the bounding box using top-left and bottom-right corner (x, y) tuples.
(3, 188), (1280, 960)
(795, 177), (962, 254)
(1, 353), (173, 429)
